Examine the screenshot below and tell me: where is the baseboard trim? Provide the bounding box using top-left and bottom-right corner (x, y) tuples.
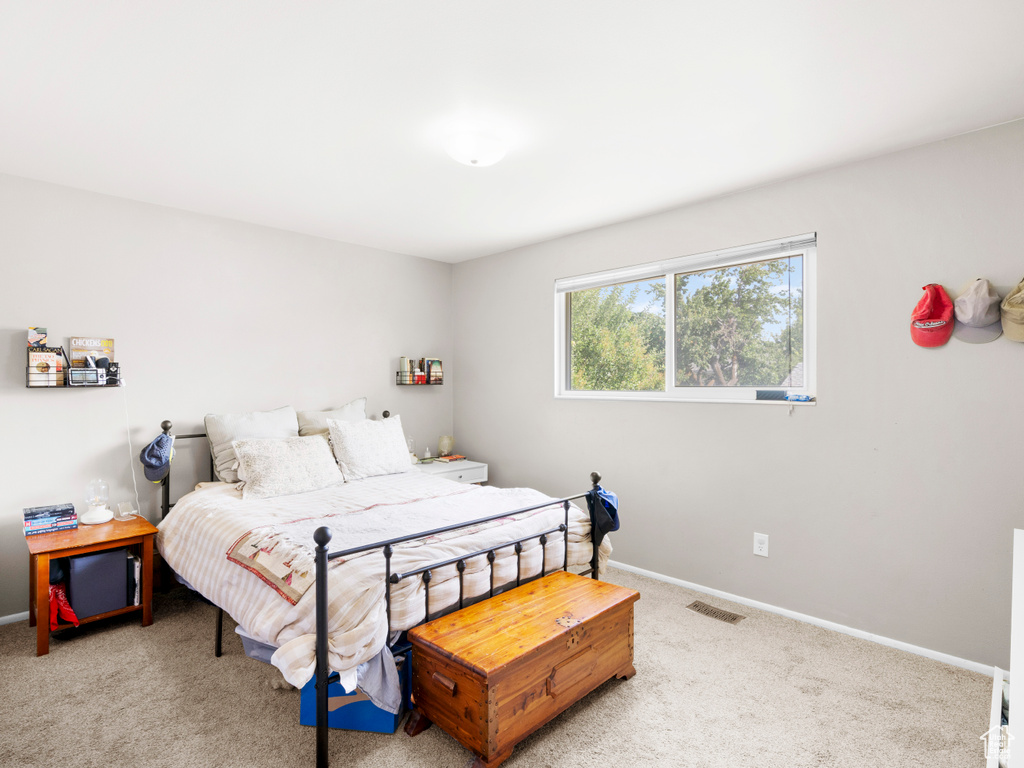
(0, 611), (29, 626)
(608, 559), (998, 679)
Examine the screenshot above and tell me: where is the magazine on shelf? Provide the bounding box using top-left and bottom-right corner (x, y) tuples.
(69, 336), (114, 368)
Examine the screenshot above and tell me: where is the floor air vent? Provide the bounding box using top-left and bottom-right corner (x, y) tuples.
(686, 600), (746, 625)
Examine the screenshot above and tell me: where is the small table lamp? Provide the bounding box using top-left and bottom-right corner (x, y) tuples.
(81, 478), (113, 524)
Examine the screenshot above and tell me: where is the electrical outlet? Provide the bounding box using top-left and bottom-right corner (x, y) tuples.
(753, 532), (769, 557)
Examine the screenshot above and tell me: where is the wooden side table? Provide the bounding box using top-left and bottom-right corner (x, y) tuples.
(25, 516), (158, 656)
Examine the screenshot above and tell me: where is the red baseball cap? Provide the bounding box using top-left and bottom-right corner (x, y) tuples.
(911, 284), (954, 347)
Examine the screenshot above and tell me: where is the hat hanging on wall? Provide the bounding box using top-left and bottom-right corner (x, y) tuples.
(953, 278), (1003, 343)
(910, 283), (954, 347)
(140, 432), (175, 483)
(1001, 277), (1024, 342)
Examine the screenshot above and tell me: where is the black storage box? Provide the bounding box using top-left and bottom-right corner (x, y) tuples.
(68, 549), (128, 619)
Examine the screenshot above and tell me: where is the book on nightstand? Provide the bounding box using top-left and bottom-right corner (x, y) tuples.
(24, 503), (78, 535)
(127, 553), (141, 605)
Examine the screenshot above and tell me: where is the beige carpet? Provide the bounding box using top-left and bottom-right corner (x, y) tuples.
(0, 567), (990, 768)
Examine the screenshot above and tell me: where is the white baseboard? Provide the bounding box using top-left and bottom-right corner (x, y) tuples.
(609, 559), (1000, 679)
(0, 611), (29, 626)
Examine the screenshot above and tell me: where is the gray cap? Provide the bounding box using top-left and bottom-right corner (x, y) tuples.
(953, 278), (1002, 343)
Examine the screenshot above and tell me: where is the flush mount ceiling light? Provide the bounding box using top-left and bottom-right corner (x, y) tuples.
(445, 130), (507, 167)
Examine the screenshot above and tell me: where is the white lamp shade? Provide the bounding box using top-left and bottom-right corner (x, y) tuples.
(445, 131), (507, 167)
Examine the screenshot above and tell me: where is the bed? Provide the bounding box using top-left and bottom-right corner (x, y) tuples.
(153, 405), (614, 768)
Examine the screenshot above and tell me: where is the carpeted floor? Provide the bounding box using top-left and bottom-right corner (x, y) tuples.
(0, 567), (990, 768)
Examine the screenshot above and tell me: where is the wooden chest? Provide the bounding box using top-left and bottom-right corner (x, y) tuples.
(407, 571), (639, 768)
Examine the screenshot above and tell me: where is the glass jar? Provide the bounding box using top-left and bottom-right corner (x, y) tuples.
(438, 435), (455, 457)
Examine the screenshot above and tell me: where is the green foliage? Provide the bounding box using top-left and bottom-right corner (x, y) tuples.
(568, 257), (801, 392)
(570, 282), (664, 391)
(674, 258), (801, 387)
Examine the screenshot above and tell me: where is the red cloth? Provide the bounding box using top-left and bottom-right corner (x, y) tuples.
(48, 583), (79, 630)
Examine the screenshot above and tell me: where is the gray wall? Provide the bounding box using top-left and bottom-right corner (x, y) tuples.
(0, 175), (454, 618)
(452, 119), (1024, 668)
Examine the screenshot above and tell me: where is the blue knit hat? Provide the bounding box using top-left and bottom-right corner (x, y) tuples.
(140, 433), (174, 483)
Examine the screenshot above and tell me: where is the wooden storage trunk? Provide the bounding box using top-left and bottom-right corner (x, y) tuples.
(407, 570), (640, 768)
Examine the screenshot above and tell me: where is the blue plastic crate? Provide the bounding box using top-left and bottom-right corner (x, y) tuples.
(299, 654), (409, 734)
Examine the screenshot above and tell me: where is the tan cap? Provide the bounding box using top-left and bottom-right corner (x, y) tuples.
(1002, 278), (1024, 342)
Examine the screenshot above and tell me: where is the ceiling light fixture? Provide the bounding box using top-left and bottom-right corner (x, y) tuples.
(445, 130), (507, 167)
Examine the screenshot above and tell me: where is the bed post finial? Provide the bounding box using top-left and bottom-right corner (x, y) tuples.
(590, 471), (601, 487)
(382, 410), (390, 419)
(161, 420), (172, 434)
(314, 526), (332, 548)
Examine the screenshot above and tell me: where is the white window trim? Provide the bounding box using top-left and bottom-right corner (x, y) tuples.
(554, 233), (817, 404)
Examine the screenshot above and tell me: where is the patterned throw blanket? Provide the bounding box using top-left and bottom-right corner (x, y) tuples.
(226, 483), (477, 603)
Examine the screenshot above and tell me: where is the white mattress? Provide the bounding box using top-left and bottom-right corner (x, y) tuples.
(157, 471), (607, 688)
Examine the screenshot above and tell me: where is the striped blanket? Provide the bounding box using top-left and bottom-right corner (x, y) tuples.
(157, 471), (608, 689)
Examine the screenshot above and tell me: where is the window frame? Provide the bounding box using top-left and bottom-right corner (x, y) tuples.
(554, 233), (817, 404)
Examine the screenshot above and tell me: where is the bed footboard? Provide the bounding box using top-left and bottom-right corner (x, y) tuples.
(312, 471), (607, 768)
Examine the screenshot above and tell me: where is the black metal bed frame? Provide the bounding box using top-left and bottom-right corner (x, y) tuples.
(155, 419), (604, 768)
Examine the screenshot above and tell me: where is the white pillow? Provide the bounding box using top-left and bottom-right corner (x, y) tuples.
(297, 397), (367, 436)
(233, 435), (343, 500)
(328, 415), (412, 481)
(204, 406), (299, 483)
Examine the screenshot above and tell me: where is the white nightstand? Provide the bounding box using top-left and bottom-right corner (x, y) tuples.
(416, 459), (488, 485)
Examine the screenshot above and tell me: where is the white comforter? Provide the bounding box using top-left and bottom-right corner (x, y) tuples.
(156, 470), (608, 689)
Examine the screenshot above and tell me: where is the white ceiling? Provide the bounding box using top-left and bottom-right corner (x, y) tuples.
(1, 2), (1022, 262)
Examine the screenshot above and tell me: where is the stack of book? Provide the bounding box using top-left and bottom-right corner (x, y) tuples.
(24, 503), (78, 536)
(435, 454), (466, 463)
(27, 329), (66, 387)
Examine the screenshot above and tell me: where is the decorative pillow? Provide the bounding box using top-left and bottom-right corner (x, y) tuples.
(297, 397), (367, 436)
(233, 435), (343, 500)
(204, 406), (299, 483)
(328, 414), (412, 481)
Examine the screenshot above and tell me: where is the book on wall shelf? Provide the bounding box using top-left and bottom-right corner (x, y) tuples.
(26, 346), (65, 387)
(28, 327), (48, 348)
(396, 357), (443, 385)
(427, 359), (442, 384)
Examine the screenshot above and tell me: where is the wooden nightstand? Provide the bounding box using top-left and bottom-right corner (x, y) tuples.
(25, 516), (158, 656)
(415, 459), (488, 484)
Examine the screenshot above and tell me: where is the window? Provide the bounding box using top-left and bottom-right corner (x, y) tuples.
(555, 234), (816, 403)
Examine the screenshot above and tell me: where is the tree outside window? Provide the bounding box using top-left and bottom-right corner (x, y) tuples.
(560, 238), (812, 400)
(674, 256), (802, 388)
(569, 279), (665, 391)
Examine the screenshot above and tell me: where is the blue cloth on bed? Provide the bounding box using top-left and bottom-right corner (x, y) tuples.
(585, 485), (620, 548)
